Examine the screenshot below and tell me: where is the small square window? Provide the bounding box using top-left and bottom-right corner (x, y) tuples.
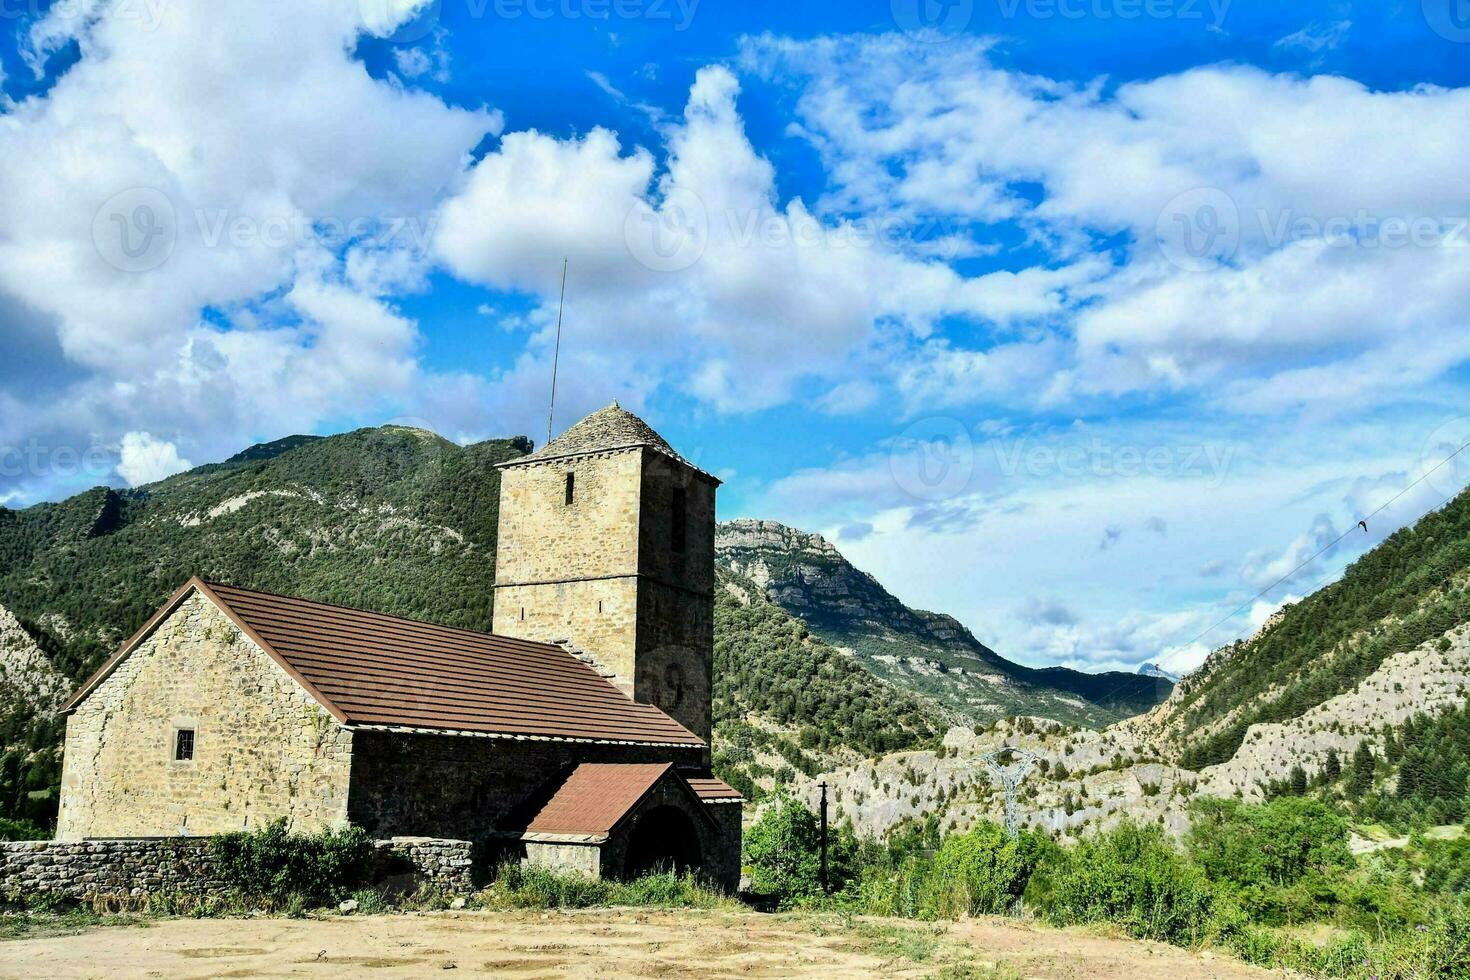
(174, 728), (195, 761)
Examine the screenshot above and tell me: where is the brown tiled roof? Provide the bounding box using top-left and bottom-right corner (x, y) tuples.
(63, 579), (704, 748)
(522, 763), (673, 838)
(686, 776), (744, 803)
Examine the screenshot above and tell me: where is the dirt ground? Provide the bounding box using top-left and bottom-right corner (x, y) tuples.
(0, 908), (1286, 979)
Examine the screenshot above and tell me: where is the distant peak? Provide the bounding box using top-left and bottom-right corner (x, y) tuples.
(716, 519), (838, 555)
(223, 434), (322, 466)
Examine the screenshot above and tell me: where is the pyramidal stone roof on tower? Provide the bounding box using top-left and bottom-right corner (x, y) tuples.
(505, 403), (718, 481)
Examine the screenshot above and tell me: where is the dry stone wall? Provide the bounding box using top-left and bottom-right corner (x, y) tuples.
(0, 837), (475, 899)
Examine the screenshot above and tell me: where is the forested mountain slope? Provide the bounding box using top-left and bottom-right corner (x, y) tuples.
(1133, 486), (1470, 770)
(716, 520), (1171, 728)
(806, 489), (1470, 841)
(712, 570), (945, 801)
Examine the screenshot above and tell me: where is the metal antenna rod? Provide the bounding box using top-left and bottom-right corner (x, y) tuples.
(546, 258), (568, 447)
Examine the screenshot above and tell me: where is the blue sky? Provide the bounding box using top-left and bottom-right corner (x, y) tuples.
(2, 0), (1470, 674)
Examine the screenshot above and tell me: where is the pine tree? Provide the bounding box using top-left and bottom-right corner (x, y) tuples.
(1349, 741), (1375, 798)
(1323, 747), (1342, 782)
(1289, 764), (1308, 796)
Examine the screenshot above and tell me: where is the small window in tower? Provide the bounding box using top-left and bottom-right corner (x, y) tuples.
(174, 728), (195, 762)
(564, 472), (575, 506)
(672, 486), (687, 553)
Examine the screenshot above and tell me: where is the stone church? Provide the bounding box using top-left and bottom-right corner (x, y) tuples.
(53, 405), (742, 889)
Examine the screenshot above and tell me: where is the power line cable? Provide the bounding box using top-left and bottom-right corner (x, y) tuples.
(1077, 437), (1470, 710)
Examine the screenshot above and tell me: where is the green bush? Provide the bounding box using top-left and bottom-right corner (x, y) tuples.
(0, 817), (46, 841)
(207, 819), (374, 906)
(1189, 796), (1353, 889)
(920, 823), (1046, 918)
(743, 792), (858, 904)
(484, 864), (728, 910)
(1038, 820), (1218, 945)
(1187, 796), (1356, 926)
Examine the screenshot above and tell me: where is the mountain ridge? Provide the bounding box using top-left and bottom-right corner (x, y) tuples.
(715, 518), (1172, 728)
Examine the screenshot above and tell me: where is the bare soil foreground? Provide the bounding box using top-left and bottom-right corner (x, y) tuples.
(0, 908), (1282, 979)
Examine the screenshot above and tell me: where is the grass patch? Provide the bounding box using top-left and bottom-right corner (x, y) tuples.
(0, 909), (150, 941)
(479, 865), (737, 911)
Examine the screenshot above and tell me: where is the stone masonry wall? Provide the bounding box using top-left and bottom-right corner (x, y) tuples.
(347, 731), (704, 842)
(56, 592), (354, 840)
(494, 449), (645, 688)
(0, 837), (474, 899)
(372, 838), (475, 893)
(493, 447), (716, 743)
(635, 451), (716, 744)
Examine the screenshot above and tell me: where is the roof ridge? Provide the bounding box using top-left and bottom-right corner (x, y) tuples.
(204, 580), (536, 645)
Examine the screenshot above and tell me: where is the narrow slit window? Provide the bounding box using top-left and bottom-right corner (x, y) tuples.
(672, 487), (687, 553)
(564, 472), (575, 506)
(174, 728), (195, 761)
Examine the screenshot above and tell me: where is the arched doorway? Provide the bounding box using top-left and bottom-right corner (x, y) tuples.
(622, 805), (701, 878)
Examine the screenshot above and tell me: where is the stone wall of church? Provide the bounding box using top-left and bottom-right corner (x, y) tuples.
(633, 452), (717, 743)
(55, 592), (354, 840)
(345, 731), (704, 843)
(493, 449), (645, 687)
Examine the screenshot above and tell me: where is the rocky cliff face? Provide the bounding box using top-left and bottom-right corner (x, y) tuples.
(0, 604), (66, 718)
(772, 484), (1470, 838)
(793, 620), (1470, 842)
(716, 519), (1171, 729)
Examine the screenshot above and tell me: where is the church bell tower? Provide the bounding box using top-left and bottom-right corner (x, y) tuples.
(491, 404), (718, 743)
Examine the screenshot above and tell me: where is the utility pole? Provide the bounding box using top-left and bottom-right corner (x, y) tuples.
(818, 781), (830, 894)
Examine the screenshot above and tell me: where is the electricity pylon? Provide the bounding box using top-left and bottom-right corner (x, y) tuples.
(982, 746), (1038, 839)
